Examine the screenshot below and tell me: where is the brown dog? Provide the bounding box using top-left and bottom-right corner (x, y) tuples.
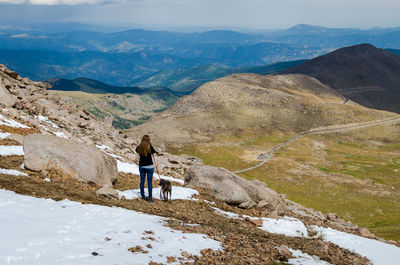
(159, 179), (172, 201)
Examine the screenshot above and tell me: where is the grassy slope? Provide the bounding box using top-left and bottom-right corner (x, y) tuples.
(169, 123), (400, 241)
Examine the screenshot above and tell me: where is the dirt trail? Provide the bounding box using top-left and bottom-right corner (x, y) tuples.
(234, 116), (400, 174)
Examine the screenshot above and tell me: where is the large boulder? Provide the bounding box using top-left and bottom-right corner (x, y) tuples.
(184, 165), (284, 210)
(0, 79), (16, 107)
(24, 134), (117, 186)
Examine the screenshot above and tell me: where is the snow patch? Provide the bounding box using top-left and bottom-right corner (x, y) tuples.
(117, 160), (140, 175)
(96, 144), (111, 151)
(117, 160), (184, 184)
(211, 207), (307, 237)
(0, 145), (24, 156)
(289, 249), (332, 265)
(35, 115), (59, 128)
(0, 168), (28, 177)
(53, 131), (68, 139)
(212, 206), (400, 264)
(211, 207), (240, 219)
(0, 132), (11, 139)
(310, 226), (400, 265)
(0, 189), (222, 265)
(117, 186), (199, 201)
(259, 217), (308, 237)
(0, 114), (30, 128)
(35, 115), (48, 122)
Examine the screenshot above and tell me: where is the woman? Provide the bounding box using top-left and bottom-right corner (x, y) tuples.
(135, 135), (158, 202)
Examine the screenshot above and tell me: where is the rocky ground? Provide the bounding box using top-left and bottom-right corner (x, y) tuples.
(1, 65), (399, 264)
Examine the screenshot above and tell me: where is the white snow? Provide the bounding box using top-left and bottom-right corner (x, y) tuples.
(117, 160), (140, 175)
(211, 207), (240, 219)
(106, 152), (122, 159)
(0, 114), (30, 128)
(0, 145), (24, 156)
(258, 216), (308, 237)
(39, 124), (51, 132)
(35, 115), (48, 122)
(310, 226), (400, 265)
(53, 131), (68, 139)
(44, 178), (51, 182)
(96, 144), (111, 151)
(35, 115), (59, 128)
(0, 189), (222, 265)
(211, 207), (307, 237)
(0, 132), (11, 139)
(0, 168), (28, 177)
(289, 249), (332, 265)
(212, 206), (400, 264)
(117, 160), (184, 184)
(117, 186), (199, 201)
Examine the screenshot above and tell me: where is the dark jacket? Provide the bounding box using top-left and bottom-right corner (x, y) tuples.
(136, 144), (157, 167)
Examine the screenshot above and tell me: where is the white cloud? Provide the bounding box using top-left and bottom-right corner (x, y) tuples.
(0, 0), (126, 5)
(0, 0), (25, 4)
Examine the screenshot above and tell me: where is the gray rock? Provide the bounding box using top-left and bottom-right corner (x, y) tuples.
(4, 69), (19, 79)
(276, 245), (292, 262)
(96, 183), (118, 199)
(5, 133), (24, 145)
(24, 134), (117, 186)
(0, 79), (17, 107)
(184, 165), (284, 209)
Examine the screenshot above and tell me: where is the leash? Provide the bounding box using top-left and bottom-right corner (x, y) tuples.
(151, 153), (162, 180)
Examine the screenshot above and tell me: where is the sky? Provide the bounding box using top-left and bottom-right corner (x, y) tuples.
(0, 0), (399, 30)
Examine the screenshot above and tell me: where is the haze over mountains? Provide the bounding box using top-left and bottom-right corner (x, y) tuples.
(1, 23), (400, 89)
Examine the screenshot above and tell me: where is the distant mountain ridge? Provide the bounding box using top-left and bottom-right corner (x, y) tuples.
(1, 24), (400, 87)
(135, 60), (306, 94)
(284, 44), (400, 114)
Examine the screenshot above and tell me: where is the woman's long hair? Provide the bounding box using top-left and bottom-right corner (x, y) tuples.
(137, 135), (151, 156)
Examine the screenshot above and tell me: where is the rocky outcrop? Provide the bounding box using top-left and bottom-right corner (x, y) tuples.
(155, 153), (204, 177)
(24, 134), (117, 186)
(184, 165), (284, 210)
(0, 78), (16, 107)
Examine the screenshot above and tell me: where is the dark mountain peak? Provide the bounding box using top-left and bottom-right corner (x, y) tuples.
(284, 43), (400, 113)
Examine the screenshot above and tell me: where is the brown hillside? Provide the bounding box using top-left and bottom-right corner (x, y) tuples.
(126, 73), (394, 144)
(284, 44), (400, 113)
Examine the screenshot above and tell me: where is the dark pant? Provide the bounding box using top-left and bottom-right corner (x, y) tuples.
(139, 166), (154, 199)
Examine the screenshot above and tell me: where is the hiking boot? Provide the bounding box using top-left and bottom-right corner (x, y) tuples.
(146, 197), (154, 202)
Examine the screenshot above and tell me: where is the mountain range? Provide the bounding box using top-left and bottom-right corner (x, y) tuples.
(1, 24), (400, 88)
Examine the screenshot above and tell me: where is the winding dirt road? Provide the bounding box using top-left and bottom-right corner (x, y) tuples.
(234, 116), (400, 174)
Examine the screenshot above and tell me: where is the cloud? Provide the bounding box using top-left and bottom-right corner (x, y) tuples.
(0, 0), (126, 5)
(0, 0), (25, 4)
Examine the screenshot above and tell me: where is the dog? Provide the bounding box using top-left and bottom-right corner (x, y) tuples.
(159, 179), (172, 201)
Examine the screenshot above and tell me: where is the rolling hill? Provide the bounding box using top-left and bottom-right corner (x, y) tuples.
(127, 73), (394, 144)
